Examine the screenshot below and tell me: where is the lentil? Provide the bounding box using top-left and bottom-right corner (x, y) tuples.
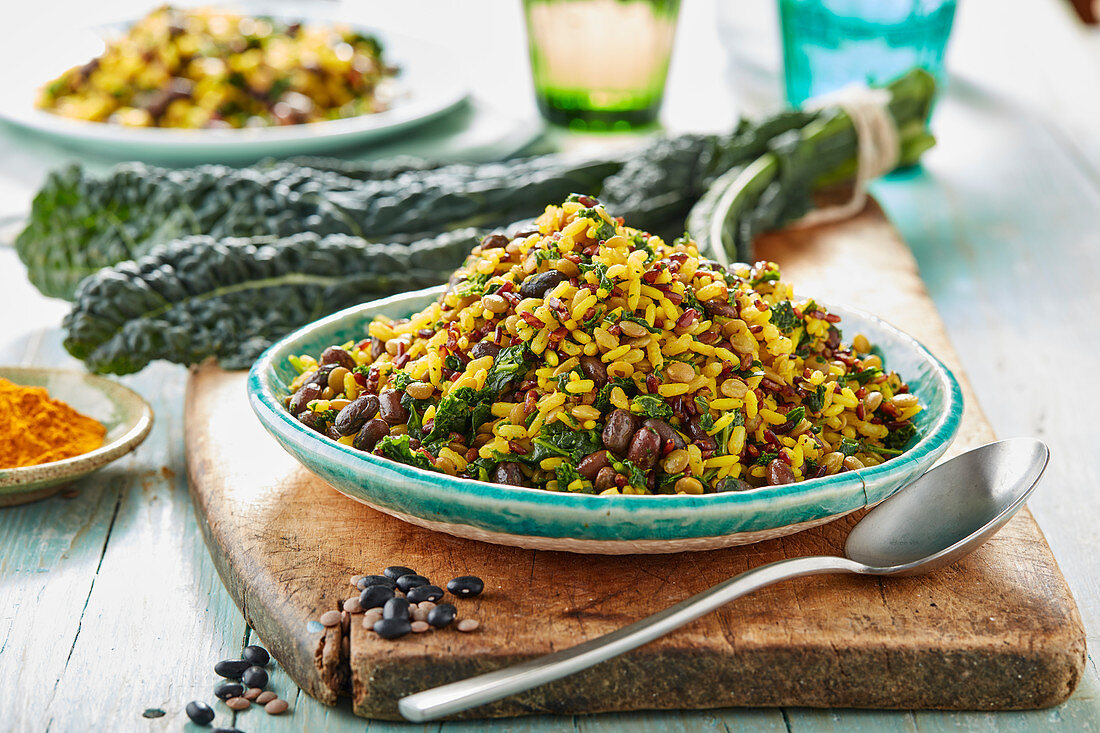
(265, 698), (290, 715)
(457, 619), (480, 633)
(255, 690), (278, 705)
(411, 620), (431, 633)
(244, 688), (263, 700)
(319, 610), (342, 627)
(343, 596), (363, 613)
(226, 697), (250, 711)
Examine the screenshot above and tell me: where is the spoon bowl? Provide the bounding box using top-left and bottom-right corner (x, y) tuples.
(399, 438), (1050, 722)
(846, 437), (1050, 574)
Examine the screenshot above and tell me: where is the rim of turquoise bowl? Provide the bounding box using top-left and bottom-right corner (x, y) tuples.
(248, 287), (962, 518)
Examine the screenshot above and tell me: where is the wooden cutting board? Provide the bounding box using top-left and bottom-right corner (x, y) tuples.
(184, 201), (1086, 720)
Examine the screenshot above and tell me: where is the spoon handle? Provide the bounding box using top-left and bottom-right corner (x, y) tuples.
(399, 554), (865, 722)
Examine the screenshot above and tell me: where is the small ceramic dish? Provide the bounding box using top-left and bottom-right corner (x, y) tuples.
(248, 287), (962, 554)
(0, 367), (154, 506)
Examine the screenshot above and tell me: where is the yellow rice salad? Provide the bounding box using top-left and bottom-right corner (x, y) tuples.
(283, 195), (922, 494)
(38, 6), (396, 128)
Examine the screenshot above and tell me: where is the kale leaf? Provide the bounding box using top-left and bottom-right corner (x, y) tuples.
(529, 420), (603, 465)
(882, 422), (918, 451)
(769, 300), (799, 331)
(631, 394), (673, 420)
(482, 344), (529, 396)
(376, 434), (433, 470)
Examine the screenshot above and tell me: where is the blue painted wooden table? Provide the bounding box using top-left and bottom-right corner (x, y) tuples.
(0, 0), (1096, 730)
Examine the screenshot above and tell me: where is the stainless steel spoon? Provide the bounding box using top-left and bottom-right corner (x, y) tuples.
(399, 438), (1049, 722)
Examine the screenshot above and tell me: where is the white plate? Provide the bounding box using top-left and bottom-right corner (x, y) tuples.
(0, 15), (468, 163)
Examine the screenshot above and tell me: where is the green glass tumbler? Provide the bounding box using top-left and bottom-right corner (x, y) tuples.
(524, 0), (681, 131)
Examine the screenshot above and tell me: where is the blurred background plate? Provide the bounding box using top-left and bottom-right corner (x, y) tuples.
(0, 15), (469, 163)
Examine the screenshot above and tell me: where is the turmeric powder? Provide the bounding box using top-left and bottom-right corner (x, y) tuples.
(0, 378), (106, 469)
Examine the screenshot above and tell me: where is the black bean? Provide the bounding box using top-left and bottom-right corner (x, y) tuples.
(480, 233), (509, 249)
(185, 700), (215, 725)
(446, 576), (484, 598)
(383, 566), (416, 580)
(577, 450), (611, 481)
(214, 681), (244, 700)
(320, 346), (356, 370)
(287, 382), (322, 414)
(378, 389), (409, 426)
(492, 462), (526, 487)
(594, 466), (617, 491)
(242, 644), (270, 666)
(767, 459), (796, 486)
(353, 418), (389, 451)
(579, 355), (608, 388)
(396, 574), (430, 593)
(427, 603), (457, 628)
(360, 585), (395, 609)
(214, 659), (250, 679)
(643, 418), (686, 450)
(326, 425), (343, 441)
(407, 585), (444, 604)
(518, 270), (568, 299)
(470, 340), (501, 360)
(357, 574), (397, 590)
(626, 427), (661, 469)
(602, 409), (640, 455)
(335, 394), (380, 435)
(383, 597), (411, 619)
(297, 410), (326, 433)
(242, 665), (268, 689)
(374, 617), (412, 639)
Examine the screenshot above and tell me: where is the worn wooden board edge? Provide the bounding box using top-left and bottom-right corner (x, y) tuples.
(185, 376), (343, 706)
(182, 200), (1088, 720)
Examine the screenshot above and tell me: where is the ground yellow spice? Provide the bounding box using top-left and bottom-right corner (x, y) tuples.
(0, 378), (106, 469)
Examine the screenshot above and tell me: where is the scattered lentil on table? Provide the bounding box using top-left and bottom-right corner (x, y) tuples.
(457, 619), (480, 633)
(225, 696), (250, 711)
(319, 609), (342, 626)
(265, 698), (290, 715)
(255, 690), (277, 705)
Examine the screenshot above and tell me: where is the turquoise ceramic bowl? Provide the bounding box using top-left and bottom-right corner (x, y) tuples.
(248, 287), (962, 554)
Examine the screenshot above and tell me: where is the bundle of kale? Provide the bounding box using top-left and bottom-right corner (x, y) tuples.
(19, 69), (936, 375)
